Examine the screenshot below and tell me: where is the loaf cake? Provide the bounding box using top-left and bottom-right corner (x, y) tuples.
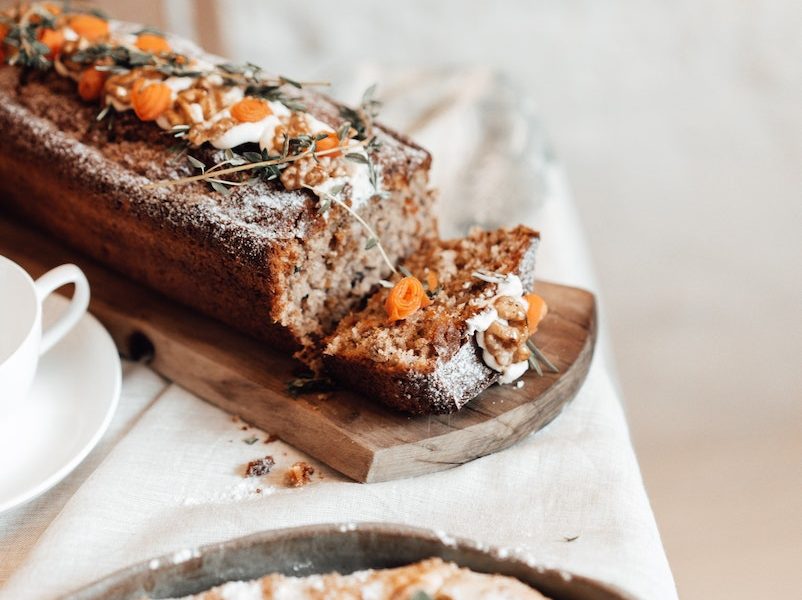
(0, 4), (435, 364)
(0, 3), (550, 413)
(165, 557), (548, 599)
(324, 226), (545, 414)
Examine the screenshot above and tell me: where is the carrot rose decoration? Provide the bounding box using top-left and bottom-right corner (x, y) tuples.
(230, 97), (272, 123)
(315, 132), (343, 158)
(524, 293), (548, 335)
(386, 276), (431, 322)
(78, 67), (106, 101)
(38, 28), (64, 58)
(69, 15), (110, 42)
(136, 33), (171, 54)
(131, 80), (172, 121)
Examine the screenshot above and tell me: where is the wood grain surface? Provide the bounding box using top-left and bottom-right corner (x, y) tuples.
(0, 215), (597, 483)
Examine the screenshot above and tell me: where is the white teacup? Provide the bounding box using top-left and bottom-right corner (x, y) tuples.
(0, 256), (90, 410)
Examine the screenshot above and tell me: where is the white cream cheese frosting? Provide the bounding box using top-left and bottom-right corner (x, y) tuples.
(76, 20), (382, 209)
(466, 273), (530, 385)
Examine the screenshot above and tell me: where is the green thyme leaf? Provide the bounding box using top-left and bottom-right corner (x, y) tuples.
(528, 341), (559, 373)
(243, 151), (263, 163)
(345, 152), (369, 165)
(279, 75), (302, 88)
(187, 155), (206, 171)
(528, 354), (543, 377)
(210, 180), (232, 195)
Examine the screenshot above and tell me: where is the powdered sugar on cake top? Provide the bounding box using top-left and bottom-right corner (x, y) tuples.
(0, 46), (429, 267)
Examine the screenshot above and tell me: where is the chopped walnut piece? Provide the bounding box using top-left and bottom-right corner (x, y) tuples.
(280, 155), (347, 191)
(285, 461), (315, 487)
(495, 296), (527, 322)
(270, 113), (348, 190)
(271, 112), (312, 152)
(245, 456), (275, 477)
(481, 296), (531, 368)
(188, 116), (235, 146)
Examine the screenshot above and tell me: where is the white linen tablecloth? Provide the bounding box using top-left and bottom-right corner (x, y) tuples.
(0, 69), (676, 600)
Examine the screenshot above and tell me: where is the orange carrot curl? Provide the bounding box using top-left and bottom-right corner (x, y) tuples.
(315, 132), (343, 158)
(131, 80), (172, 121)
(69, 14), (110, 42)
(524, 293), (548, 334)
(136, 33), (171, 54)
(386, 276), (432, 322)
(230, 97), (272, 123)
(78, 67), (106, 101)
(38, 28), (64, 58)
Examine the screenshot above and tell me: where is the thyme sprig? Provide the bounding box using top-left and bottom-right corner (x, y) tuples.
(340, 84), (380, 140)
(143, 137), (369, 190)
(287, 375), (336, 396)
(344, 135), (385, 196)
(71, 44), (155, 73)
(527, 339), (559, 374)
(219, 62), (328, 112)
(304, 183), (398, 275)
(3, 4), (57, 70)
(335, 85), (385, 195)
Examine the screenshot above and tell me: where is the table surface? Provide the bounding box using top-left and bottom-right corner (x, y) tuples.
(0, 67), (677, 600)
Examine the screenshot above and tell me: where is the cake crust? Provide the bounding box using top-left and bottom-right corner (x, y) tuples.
(0, 62), (434, 355)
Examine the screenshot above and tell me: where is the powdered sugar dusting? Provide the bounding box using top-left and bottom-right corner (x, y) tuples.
(181, 478), (275, 506)
(429, 342), (495, 411)
(0, 44), (430, 269)
(172, 548), (201, 563)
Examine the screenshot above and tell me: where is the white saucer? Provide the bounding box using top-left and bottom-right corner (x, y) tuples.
(0, 294), (121, 513)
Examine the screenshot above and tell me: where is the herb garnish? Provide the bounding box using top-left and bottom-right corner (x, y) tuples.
(286, 376), (337, 396)
(147, 138), (368, 192)
(527, 339), (559, 374)
(340, 85), (385, 194)
(305, 183), (397, 275)
(3, 4), (57, 70)
(71, 44), (155, 73)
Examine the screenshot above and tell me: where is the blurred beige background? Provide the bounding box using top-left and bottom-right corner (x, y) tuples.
(99, 1), (802, 597)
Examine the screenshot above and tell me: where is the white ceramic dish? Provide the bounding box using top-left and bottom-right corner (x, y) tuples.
(0, 294), (121, 513)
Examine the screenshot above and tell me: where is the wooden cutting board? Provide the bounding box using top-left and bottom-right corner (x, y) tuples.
(0, 215), (597, 483)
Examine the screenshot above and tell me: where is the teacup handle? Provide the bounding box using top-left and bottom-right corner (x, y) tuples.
(33, 264), (91, 355)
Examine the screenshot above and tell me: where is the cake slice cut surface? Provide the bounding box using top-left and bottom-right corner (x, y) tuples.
(323, 226), (540, 414)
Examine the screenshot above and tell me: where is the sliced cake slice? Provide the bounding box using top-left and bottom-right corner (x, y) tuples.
(323, 225), (543, 414)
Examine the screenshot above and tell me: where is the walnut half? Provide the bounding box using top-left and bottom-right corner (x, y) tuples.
(482, 296), (530, 368)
